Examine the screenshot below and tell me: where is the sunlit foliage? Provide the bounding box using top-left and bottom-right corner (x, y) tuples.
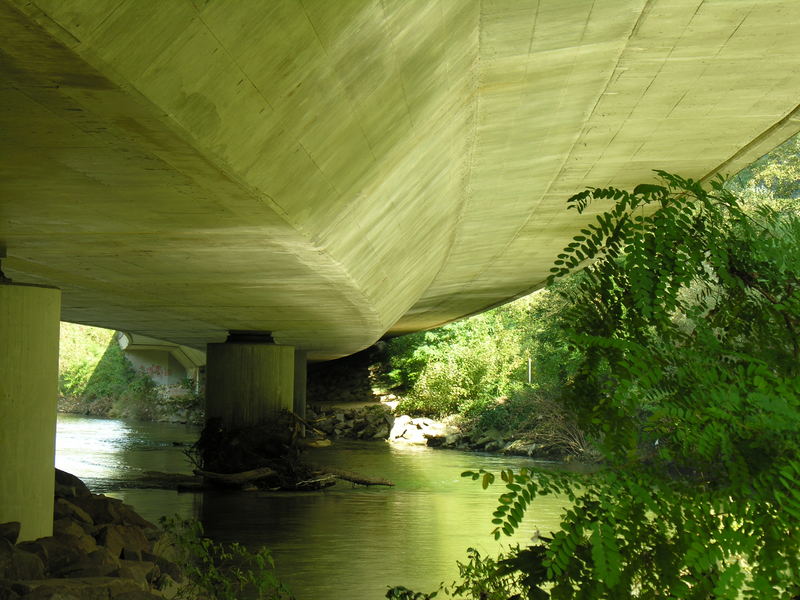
(389, 310), (526, 417)
(729, 133), (800, 202)
(387, 278), (581, 419)
(468, 170), (800, 598)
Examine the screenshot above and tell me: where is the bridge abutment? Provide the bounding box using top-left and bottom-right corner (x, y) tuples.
(0, 284), (61, 541)
(205, 341), (296, 428)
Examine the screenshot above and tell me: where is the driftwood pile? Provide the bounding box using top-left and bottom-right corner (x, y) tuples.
(189, 414), (393, 491)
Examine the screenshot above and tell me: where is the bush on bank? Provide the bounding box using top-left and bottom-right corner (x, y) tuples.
(381, 274), (592, 457)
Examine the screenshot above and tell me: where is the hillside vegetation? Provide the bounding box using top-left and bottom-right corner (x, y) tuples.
(58, 323), (202, 422)
(381, 275), (594, 459)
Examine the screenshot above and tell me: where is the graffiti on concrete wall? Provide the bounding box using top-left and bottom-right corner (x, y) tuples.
(143, 364), (167, 377)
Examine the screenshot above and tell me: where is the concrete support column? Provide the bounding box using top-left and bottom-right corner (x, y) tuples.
(293, 350), (307, 419)
(205, 342), (295, 428)
(0, 284), (61, 541)
(293, 350), (307, 436)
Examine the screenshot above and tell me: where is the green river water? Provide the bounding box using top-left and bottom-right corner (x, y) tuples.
(55, 413), (569, 599)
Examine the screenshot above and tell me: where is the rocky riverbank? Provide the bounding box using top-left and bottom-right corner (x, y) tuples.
(309, 401), (568, 459)
(386, 414), (555, 457)
(0, 470), (182, 600)
(308, 403), (395, 440)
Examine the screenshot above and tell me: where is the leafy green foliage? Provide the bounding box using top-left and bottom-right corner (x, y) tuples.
(391, 311), (527, 417)
(380, 267), (597, 459)
(59, 323), (138, 415)
(58, 323), (204, 422)
(448, 546), (543, 600)
(386, 585), (439, 599)
(60, 327), (159, 420)
(387, 545), (542, 600)
(728, 133), (800, 202)
(387, 278), (584, 435)
(461, 170), (800, 598)
(551, 171), (799, 478)
(160, 516), (293, 600)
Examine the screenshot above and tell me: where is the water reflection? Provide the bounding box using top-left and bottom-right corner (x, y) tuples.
(55, 415), (133, 479)
(201, 441), (567, 598)
(55, 413), (201, 521)
(56, 415), (569, 600)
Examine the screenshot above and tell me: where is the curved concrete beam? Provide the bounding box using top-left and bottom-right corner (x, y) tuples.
(2, 0), (800, 359)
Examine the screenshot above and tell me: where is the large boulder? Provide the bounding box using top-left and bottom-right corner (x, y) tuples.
(53, 500), (93, 527)
(52, 520), (96, 553)
(94, 525), (150, 559)
(54, 470), (91, 499)
(388, 415), (425, 445)
(59, 533), (97, 559)
(0, 538), (45, 581)
(113, 560), (159, 588)
(87, 548), (121, 573)
(66, 496), (122, 527)
(17, 536), (86, 575)
(56, 546), (121, 579)
(0, 524), (20, 546)
(141, 552), (181, 584)
(389, 415), (462, 446)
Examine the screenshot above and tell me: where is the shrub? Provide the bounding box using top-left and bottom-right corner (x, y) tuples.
(109, 370), (161, 420)
(160, 516), (293, 600)
(391, 310), (527, 418)
(386, 273), (587, 427)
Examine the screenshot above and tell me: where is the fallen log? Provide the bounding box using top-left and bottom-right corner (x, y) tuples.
(194, 465), (394, 489)
(295, 474), (338, 489)
(194, 466), (277, 486)
(315, 468), (394, 487)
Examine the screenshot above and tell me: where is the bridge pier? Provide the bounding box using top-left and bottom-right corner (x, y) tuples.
(293, 349), (307, 424)
(0, 283), (61, 541)
(205, 339), (296, 428)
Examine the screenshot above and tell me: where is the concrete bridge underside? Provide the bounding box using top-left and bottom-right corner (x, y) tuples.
(3, 0), (800, 540)
(4, 0), (800, 359)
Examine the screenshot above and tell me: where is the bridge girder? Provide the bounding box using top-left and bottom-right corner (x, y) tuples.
(2, 0), (799, 359)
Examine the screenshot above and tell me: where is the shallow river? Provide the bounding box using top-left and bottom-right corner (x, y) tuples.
(56, 413), (568, 599)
